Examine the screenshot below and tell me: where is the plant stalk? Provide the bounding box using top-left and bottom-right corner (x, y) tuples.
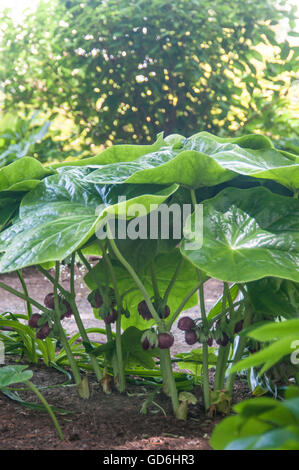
(25, 380), (64, 441)
(69, 254), (103, 382)
(17, 270), (37, 363)
(190, 188), (210, 411)
(101, 245), (126, 392)
(159, 348), (179, 416)
(53, 262), (82, 391)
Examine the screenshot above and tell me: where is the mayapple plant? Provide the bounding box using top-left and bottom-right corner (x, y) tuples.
(0, 130), (298, 418)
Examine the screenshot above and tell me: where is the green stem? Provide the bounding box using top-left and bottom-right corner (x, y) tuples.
(226, 302), (253, 395)
(150, 261), (160, 302)
(163, 257), (184, 304)
(190, 188), (210, 411)
(214, 284), (228, 391)
(198, 270), (210, 411)
(25, 380), (64, 441)
(105, 322), (119, 380)
(159, 348), (179, 415)
(53, 262), (82, 390)
(214, 344), (230, 391)
(70, 253), (76, 297)
(106, 224), (161, 325)
(68, 255), (103, 382)
(168, 278), (207, 329)
(207, 301), (243, 328)
(105, 225), (179, 413)
(101, 245), (125, 392)
(16, 270), (37, 363)
(0, 281), (52, 315)
(37, 266), (69, 298)
(17, 270), (33, 318)
(78, 249), (119, 382)
(225, 282), (235, 319)
(190, 188), (198, 210)
(77, 250), (93, 272)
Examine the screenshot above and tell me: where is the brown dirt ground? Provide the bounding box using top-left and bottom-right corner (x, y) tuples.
(0, 358), (250, 450)
(0, 266), (248, 450)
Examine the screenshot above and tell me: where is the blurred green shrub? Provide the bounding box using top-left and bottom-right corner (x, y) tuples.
(0, 0), (298, 145)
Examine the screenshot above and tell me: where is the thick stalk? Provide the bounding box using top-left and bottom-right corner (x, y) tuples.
(167, 278), (208, 329)
(0, 281), (52, 315)
(53, 262), (82, 390)
(214, 284), (229, 391)
(226, 301), (253, 394)
(214, 344), (230, 391)
(106, 225), (162, 325)
(25, 380), (64, 441)
(106, 225), (179, 412)
(17, 270), (33, 318)
(101, 246), (126, 392)
(106, 322), (119, 379)
(17, 270), (37, 363)
(190, 188), (210, 411)
(77, 249), (119, 383)
(150, 261), (160, 302)
(69, 254), (103, 382)
(159, 348), (179, 415)
(69, 298), (103, 382)
(37, 266), (69, 298)
(198, 278), (210, 411)
(163, 257), (184, 304)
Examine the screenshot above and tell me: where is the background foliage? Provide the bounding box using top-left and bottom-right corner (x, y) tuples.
(0, 0), (298, 149)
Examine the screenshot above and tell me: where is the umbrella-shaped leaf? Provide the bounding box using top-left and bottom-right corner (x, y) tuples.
(50, 133), (166, 169)
(181, 187), (299, 283)
(85, 132), (299, 190)
(0, 168), (177, 272)
(0, 157), (53, 192)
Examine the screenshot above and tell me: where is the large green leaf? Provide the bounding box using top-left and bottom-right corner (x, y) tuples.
(211, 389), (299, 450)
(246, 278), (299, 319)
(229, 319), (299, 374)
(0, 168), (177, 272)
(50, 133), (166, 169)
(0, 157), (53, 191)
(181, 187), (299, 283)
(85, 132), (299, 190)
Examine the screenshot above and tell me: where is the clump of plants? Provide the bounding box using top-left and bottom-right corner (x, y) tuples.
(0, 130), (298, 424)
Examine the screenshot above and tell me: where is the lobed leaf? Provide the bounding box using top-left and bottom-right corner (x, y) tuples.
(181, 187), (299, 283)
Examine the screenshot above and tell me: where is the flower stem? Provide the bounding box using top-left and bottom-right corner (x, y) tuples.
(190, 188), (210, 411)
(17, 270), (37, 363)
(163, 257), (184, 304)
(226, 300), (253, 395)
(106, 224), (162, 325)
(159, 348), (179, 416)
(53, 262), (82, 391)
(101, 246), (125, 392)
(69, 254), (103, 382)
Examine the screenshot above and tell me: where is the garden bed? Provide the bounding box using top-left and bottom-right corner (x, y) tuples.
(0, 268), (229, 450)
(0, 358), (250, 450)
